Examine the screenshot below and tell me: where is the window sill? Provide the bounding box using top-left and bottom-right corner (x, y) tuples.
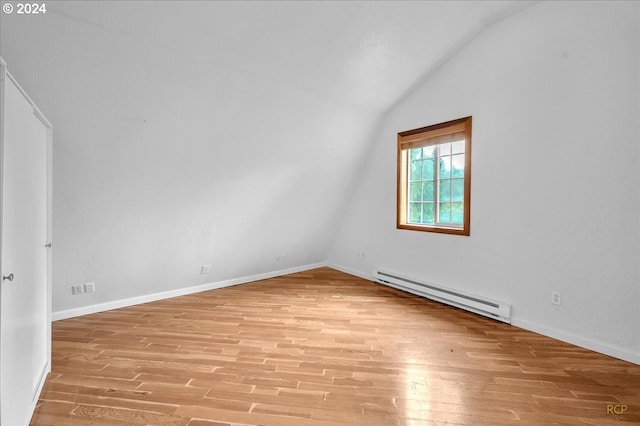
(396, 223), (469, 236)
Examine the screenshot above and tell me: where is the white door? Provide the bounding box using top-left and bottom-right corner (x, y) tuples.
(0, 61), (52, 426)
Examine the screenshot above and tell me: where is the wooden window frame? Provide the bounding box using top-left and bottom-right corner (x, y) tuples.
(397, 116), (472, 236)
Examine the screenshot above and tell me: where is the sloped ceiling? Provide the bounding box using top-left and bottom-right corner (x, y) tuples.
(0, 0), (536, 312)
(40, 0), (535, 111)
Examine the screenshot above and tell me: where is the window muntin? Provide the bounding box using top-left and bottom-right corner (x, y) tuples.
(397, 116), (471, 235)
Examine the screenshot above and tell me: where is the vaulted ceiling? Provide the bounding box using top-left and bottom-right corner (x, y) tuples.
(0, 1), (537, 312)
(44, 1), (535, 112)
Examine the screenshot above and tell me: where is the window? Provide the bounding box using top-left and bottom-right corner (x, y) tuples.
(397, 116), (471, 235)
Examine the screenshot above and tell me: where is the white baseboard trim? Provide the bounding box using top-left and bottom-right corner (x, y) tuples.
(329, 261), (639, 366)
(511, 318), (640, 365)
(326, 262), (373, 282)
(53, 261), (639, 366)
(52, 262), (327, 321)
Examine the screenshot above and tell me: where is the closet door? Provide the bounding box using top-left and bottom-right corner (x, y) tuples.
(0, 59), (52, 426)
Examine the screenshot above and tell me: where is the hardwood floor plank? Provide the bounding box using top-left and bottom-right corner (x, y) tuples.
(70, 404), (189, 426)
(31, 267), (640, 425)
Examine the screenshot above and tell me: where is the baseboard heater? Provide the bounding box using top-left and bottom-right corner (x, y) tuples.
(372, 269), (511, 324)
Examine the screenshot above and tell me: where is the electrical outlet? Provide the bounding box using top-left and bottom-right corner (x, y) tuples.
(357, 251), (366, 261)
(201, 265), (211, 274)
(84, 282), (95, 293)
(71, 285), (83, 295)
(551, 291), (562, 306)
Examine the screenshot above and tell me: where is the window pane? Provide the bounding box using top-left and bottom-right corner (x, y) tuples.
(439, 202), (451, 223)
(422, 181), (434, 201)
(422, 203), (434, 224)
(422, 146), (435, 159)
(451, 202), (464, 224)
(422, 159), (434, 179)
(409, 202), (421, 223)
(410, 182), (422, 201)
(439, 180), (451, 201)
(452, 179), (464, 202)
(398, 116), (471, 234)
(439, 156), (451, 179)
(410, 160), (422, 181)
(410, 148), (422, 161)
(438, 142), (451, 156)
(452, 140), (465, 154)
(452, 154), (464, 178)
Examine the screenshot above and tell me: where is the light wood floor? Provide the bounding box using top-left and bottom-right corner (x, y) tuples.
(32, 267), (640, 425)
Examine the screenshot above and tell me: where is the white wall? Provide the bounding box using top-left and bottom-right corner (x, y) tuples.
(329, 1), (640, 364)
(0, 6), (381, 314)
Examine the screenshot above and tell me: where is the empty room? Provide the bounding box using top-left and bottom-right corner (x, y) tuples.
(1, 0), (639, 425)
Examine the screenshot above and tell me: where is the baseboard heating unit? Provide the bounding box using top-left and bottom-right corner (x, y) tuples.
(372, 269), (511, 323)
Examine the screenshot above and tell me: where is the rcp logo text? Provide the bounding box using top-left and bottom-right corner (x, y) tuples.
(607, 404), (628, 415)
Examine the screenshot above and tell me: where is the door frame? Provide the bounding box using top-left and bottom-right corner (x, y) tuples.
(0, 56), (53, 423)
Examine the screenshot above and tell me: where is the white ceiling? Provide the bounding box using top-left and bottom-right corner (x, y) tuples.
(48, 0), (537, 112)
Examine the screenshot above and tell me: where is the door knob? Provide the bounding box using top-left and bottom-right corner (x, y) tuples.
(2, 273), (14, 282)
